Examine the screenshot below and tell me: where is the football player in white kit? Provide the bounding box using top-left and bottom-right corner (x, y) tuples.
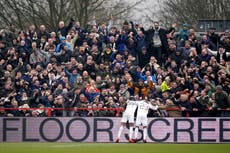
(134, 98), (158, 143)
(115, 96), (138, 143)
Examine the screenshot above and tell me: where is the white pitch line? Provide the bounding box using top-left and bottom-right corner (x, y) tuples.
(51, 144), (79, 148)
(51, 143), (126, 148)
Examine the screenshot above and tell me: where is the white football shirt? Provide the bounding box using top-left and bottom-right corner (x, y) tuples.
(136, 100), (158, 117)
(124, 100), (137, 115)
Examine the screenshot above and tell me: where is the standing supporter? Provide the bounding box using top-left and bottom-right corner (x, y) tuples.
(140, 21), (175, 65)
(117, 84), (130, 101)
(200, 34), (217, 51)
(207, 45), (230, 63)
(56, 19), (75, 37)
(63, 87), (81, 117)
(134, 30), (146, 54)
(37, 25), (50, 40)
(0, 40), (7, 59)
(56, 36), (72, 53)
(52, 95), (65, 117)
(49, 32), (59, 46)
(64, 63), (79, 84)
(189, 96), (205, 117)
(84, 55), (97, 80)
(213, 85), (230, 117)
(0, 18), (229, 117)
(29, 42), (48, 66)
(208, 27), (219, 47)
(137, 46), (150, 68)
(178, 23), (189, 45)
(174, 94), (192, 117)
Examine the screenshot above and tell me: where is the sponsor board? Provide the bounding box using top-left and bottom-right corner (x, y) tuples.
(0, 117), (229, 143)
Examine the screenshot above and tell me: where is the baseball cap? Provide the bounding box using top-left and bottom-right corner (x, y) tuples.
(60, 36), (66, 40)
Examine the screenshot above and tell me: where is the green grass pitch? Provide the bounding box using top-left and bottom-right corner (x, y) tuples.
(0, 143), (229, 153)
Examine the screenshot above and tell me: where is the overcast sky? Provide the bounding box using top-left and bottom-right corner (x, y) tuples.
(127, 0), (164, 26)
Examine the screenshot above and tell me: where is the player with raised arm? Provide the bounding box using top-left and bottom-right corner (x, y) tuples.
(115, 96), (137, 143)
(134, 97), (158, 143)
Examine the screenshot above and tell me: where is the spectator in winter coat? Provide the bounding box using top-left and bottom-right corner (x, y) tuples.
(140, 21), (174, 65)
(56, 36), (72, 53)
(214, 85), (230, 117)
(56, 19), (74, 37)
(174, 94), (192, 117)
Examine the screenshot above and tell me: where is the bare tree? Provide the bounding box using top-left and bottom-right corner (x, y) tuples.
(144, 0), (230, 28)
(0, 0), (144, 31)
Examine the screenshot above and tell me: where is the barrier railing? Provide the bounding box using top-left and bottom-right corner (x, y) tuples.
(0, 107), (229, 117)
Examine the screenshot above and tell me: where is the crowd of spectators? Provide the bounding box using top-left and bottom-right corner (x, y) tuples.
(0, 17), (229, 117)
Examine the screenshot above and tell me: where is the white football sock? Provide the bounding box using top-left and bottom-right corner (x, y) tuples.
(129, 127), (133, 140)
(134, 127), (139, 139)
(143, 128), (147, 140)
(117, 126), (124, 139)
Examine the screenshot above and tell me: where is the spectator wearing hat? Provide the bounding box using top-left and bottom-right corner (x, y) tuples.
(56, 36), (72, 53)
(179, 23), (189, 43)
(208, 27), (219, 47)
